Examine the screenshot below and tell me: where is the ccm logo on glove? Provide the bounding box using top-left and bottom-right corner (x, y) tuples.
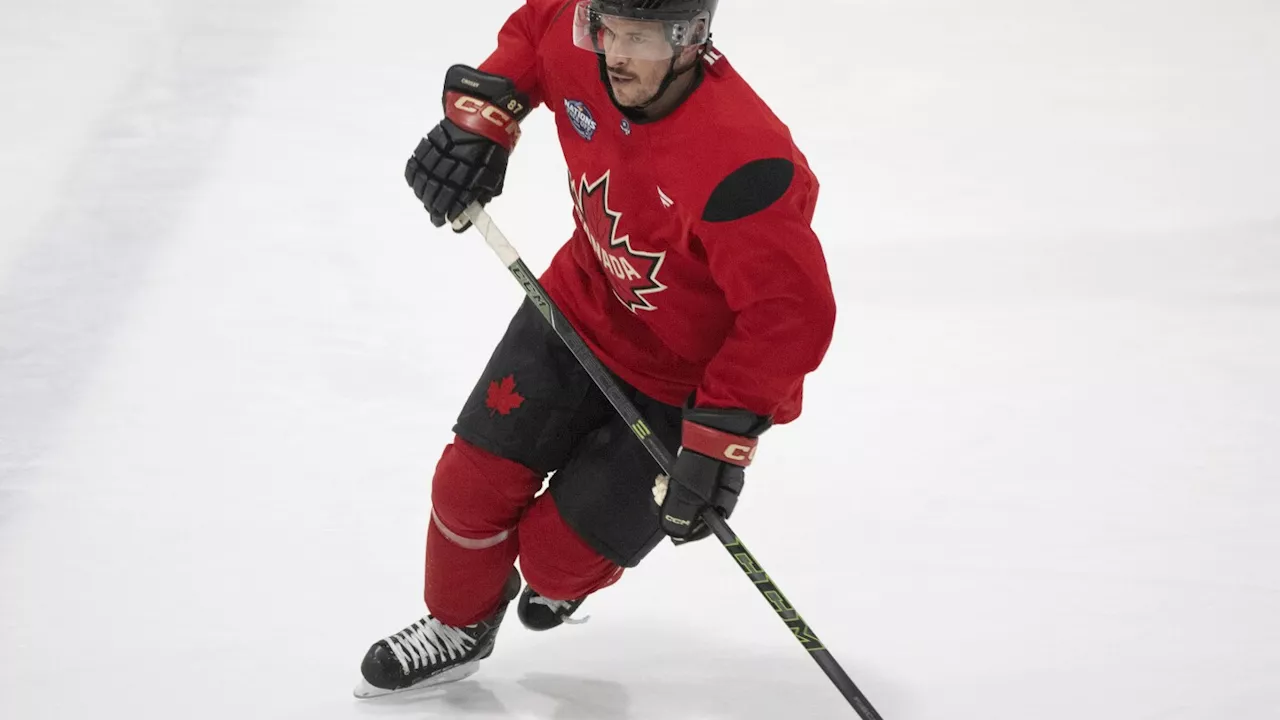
(723, 444), (756, 463)
(681, 420), (758, 467)
(445, 92), (522, 150)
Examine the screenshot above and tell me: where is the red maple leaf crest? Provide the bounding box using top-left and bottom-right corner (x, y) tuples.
(572, 171), (667, 312)
(485, 375), (525, 416)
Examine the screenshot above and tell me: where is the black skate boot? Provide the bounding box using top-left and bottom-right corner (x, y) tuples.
(354, 570), (521, 698)
(516, 585), (587, 631)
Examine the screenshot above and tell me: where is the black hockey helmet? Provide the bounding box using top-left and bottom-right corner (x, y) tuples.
(572, 0), (718, 59)
(588, 0), (718, 28)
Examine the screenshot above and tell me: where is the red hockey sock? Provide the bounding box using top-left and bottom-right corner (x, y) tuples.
(517, 492), (624, 601)
(424, 437), (542, 626)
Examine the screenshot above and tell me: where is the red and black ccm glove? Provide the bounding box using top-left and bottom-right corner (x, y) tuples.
(657, 406), (773, 544)
(406, 65), (531, 231)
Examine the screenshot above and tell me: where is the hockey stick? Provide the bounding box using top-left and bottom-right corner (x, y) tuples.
(458, 204), (884, 719)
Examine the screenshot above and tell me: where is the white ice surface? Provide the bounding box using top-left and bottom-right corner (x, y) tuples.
(2, 1), (1279, 718)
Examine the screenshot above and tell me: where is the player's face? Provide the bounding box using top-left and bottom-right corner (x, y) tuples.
(599, 17), (674, 107)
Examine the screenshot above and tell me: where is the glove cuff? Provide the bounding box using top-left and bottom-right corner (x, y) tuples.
(442, 65), (531, 151)
(681, 406), (771, 467)
(681, 420), (758, 468)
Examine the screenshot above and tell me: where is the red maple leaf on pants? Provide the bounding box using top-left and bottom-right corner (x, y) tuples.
(485, 375), (525, 416)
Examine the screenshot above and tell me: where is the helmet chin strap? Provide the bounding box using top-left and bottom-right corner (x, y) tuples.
(633, 55), (683, 111)
(598, 49), (703, 123)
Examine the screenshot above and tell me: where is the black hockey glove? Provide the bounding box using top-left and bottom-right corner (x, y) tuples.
(656, 406), (772, 544)
(405, 65), (531, 231)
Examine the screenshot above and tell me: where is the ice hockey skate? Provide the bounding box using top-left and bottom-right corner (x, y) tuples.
(516, 586), (588, 631)
(354, 571), (521, 698)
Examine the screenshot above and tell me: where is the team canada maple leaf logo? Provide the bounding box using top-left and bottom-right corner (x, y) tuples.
(485, 375), (524, 416)
(572, 171), (667, 313)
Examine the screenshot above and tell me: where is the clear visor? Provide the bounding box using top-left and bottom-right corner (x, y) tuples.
(572, 0), (711, 61)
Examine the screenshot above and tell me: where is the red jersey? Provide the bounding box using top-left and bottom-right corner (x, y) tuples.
(478, 0), (835, 424)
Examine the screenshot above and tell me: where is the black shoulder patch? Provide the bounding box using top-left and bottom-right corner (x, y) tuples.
(702, 158), (795, 223)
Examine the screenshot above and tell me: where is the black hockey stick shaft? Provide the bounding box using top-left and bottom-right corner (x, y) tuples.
(460, 206), (883, 719)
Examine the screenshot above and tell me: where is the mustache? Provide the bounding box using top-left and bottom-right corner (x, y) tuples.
(606, 65), (637, 81)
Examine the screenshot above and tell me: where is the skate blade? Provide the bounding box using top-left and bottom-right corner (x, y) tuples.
(352, 661), (481, 699)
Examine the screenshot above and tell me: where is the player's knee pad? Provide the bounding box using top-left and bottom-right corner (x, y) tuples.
(430, 436), (543, 545)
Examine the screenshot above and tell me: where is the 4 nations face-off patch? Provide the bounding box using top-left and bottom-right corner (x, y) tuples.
(564, 99), (598, 141)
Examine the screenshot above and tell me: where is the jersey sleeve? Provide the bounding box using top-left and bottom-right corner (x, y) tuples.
(477, 0), (571, 111)
(692, 158), (836, 423)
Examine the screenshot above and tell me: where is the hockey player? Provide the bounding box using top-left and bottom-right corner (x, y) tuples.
(356, 0), (837, 696)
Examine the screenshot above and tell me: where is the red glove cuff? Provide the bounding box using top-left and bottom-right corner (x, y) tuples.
(681, 420), (758, 468)
(444, 92), (522, 151)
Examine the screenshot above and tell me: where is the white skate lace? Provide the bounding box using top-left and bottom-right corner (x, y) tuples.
(529, 596), (589, 624)
(386, 618), (475, 674)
